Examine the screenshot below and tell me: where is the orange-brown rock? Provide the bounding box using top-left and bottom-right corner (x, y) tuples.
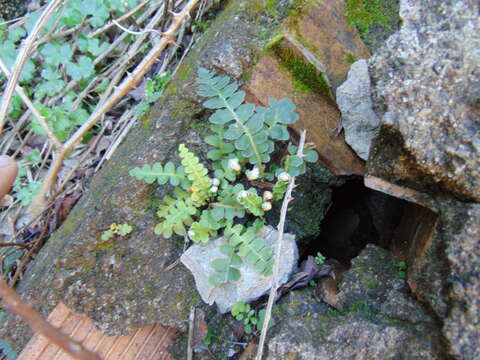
(247, 54), (364, 175)
(283, 0), (370, 90)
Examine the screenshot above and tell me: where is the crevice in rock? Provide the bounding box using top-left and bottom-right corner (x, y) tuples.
(302, 175), (440, 272)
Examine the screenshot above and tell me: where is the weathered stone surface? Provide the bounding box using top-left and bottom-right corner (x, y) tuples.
(267, 245), (444, 360)
(389, 196), (480, 359)
(246, 0), (370, 176)
(368, 0), (480, 202)
(283, 0), (370, 90)
(0, 0), (27, 20)
(248, 54), (365, 176)
(0, 0), (288, 352)
(336, 59), (380, 160)
(443, 204), (480, 359)
(181, 226), (298, 313)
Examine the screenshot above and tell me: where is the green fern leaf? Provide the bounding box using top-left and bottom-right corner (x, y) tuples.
(189, 210), (223, 243)
(210, 183), (246, 220)
(155, 197), (198, 238)
(208, 244), (242, 286)
(225, 221), (273, 275)
(196, 68), (269, 170)
(237, 189), (265, 216)
(129, 161), (189, 187)
(205, 124), (235, 160)
(178, 144), (212, 204)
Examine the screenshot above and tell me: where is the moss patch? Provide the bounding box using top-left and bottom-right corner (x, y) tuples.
(267, 39), (332, 96)
(345, 0), (400, 51)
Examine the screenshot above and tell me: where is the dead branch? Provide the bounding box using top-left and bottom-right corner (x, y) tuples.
(0, 277), (100, 359)
(0, 0), (64, 134)
(255, 130), (307, 360)
(29, 0), (200, 217)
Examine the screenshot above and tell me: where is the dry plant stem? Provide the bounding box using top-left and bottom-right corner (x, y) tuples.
(0, 0), (64, 135)
(0, 278), (101, 359)
(29, 0), (200, 217)
(187, 307), (195, 360)
(255, 130), (307, 360)
(87, 0), (149, 38)
(0, 58), (63, 150)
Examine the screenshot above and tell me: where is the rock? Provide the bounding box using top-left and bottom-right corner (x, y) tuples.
(336, 59), (380, 160)
(368, 0), (480, 201)
(0, 0), (27, 20)
(267, 245), (445, 359)
(181, 226), (298, 313)
(379, 197), (480, 359)
(283, 0), (371, 90)
(0, 0), (290, 352)
(246, 0), (369, 176)
(247, 54), (365, 176)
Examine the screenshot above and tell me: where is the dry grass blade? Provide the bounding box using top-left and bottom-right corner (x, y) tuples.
(29, 0), (201, 217)
(255, 130), (307, 360)
(0, 0), (64, 134)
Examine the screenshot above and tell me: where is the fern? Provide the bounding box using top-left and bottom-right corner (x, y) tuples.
(205, 124), (235, 161)
(237, 189), (265, 216)
(197, 68), (273, 171)
(178, 144), (212, 205)
(209, 244), (242, 286)
(226, 220), (273, 275)
(155, 196), (198, 238)
(129, 161), (190, 188)
(210, 183), (246, 221)
(189, 210), (224, 243)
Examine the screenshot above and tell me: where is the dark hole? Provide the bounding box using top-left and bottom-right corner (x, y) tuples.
(306, 176), (406, 268)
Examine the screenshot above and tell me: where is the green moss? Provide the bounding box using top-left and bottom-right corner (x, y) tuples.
(345, 0), (397, 36)
(96, 238), (115, 251)
(267, 40), (331, 96)
(141, 115), (152, 129)
(346, 52), (357, 65)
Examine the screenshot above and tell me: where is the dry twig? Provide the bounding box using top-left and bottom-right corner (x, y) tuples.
(255, 130), (307, 360)
(0, 0), (64, 134)
(28, 0), (201, 217)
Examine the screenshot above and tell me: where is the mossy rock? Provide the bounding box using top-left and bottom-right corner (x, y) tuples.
(0, 0), (290, 352)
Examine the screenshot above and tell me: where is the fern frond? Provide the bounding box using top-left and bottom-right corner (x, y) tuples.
(237, 189), (265, 216)
(205, 124), (235, 161)
(210, 183), (246, 220)
(264, 98), (299, 140)
(178, 144), (211, 205)
(208, 244), (242, 286)
(225, 220), (273, 275)
(197, 68), (272, 171)
(129, 161), (190, 188)
(188, 210), (224, 243)
(155, 196), (198, 238)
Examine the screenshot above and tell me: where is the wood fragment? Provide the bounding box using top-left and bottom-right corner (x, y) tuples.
(0, 278), (100, 360)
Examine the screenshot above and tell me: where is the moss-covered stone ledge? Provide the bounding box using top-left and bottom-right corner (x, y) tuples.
(0, 0), (287, 352)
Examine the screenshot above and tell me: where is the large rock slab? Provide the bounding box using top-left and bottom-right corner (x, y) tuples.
(267, 245), (445, 359)
(246, 0), (369, 176)
(283, 0), (371, 90)
(368, 0), (480, 202)
(181, 226), (298, 313)
(0, 0), (289, 352)
(336, 59), (380, 160)
(248, 54), (365, 176)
